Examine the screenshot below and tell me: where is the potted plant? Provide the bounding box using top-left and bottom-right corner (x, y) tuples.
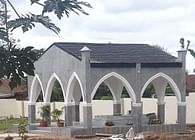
(51, 108), (64, 127)
(38, 105), (50, 127)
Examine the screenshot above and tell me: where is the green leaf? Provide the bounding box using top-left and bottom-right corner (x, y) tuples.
(188, 49), (195, 58)
(31, 0), (40, 5)
(42, 0), (92, 19)
(78, 1), (92, 8)
(33, 14), (60, 34)
(0, 42), (39, 88)
(7, 13), (60, 35)
(9, 80), (17, 90)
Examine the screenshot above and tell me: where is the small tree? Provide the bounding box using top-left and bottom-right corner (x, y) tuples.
(38, 105), (50, 127)
(51, 108), (64, 127)
(39, 105), (50, 121)
(51, 108), (62, 122)
(18, 116), (28, 140)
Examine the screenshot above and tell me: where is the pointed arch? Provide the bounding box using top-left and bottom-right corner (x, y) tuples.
(66, 72), (84, 103)
(91, 72), (136, 103)
(103, 81), (117, 101)
(141, 72), (181, 102)
(29, 74), (44, 103)
(45, 73), (65, 102)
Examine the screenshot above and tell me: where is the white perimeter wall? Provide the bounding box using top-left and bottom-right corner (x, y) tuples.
(0, 92), (194, 124)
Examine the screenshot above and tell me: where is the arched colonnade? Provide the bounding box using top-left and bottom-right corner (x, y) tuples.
(28, 71), (184, 130)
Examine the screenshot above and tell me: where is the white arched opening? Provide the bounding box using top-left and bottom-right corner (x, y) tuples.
(141, 72), (181, 124)
(44, 73), (65, 103)
(66, 72), (84, 103)
(141, 72), (181, 102)
(30, 74), (44, 103)
(91, 72), (136, 103)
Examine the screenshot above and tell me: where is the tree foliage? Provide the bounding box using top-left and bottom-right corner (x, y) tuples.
(8, 13), (60, 34)
(41, 0), (92, 19)
(51, 80), (64, 102)
(142, 84), (155, 98)
(93, 83), (112, 100)
(0, 45), (36, 89)
(188, 49), (195, 58)
(0, 27), (8, 41)
(0, 0), (91, 89)
(7, 0), (92, 35)
(94, 83), (129, 100)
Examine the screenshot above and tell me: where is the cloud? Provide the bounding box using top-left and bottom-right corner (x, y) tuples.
(9, 0), (42, 15)
(102, 0), (190, 13)
(6, 0), (195, 73)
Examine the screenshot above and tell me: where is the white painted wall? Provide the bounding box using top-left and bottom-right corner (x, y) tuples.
(187, 93), (195, 123)
(0, 92), (194, 124)
(0, 99), (18, 118)
(92, 100), (113, 116)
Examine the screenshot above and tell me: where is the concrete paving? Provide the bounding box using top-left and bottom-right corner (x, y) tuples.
(0, 133), (44, 140)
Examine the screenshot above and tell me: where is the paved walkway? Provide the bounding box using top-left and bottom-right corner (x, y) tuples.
(0, 133), (43, 140)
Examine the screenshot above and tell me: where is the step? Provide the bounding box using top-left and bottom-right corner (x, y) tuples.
(28, 129), (51, 134)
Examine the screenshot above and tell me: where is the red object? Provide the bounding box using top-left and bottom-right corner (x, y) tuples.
(57, 121), (64, 127)
(39, 120), (47, 127)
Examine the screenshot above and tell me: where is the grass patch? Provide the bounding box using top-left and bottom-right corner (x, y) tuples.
(0, 117), (27, 133)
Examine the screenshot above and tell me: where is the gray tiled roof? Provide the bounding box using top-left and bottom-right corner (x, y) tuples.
(53, 42), (178, 64)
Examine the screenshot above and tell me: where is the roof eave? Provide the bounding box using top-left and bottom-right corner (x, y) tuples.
(91, 62), (182, 68)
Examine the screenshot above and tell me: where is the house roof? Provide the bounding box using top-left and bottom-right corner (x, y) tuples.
(51, 42), (181, 67)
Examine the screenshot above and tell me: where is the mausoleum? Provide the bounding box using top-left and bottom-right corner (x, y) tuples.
(28, 42), (186, 136)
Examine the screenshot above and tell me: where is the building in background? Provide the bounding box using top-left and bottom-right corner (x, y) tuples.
(0, 78), (27, 100)
(186, 75), (195, 92)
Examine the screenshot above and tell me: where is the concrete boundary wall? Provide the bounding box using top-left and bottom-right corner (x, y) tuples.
(0, 92), (195, 123)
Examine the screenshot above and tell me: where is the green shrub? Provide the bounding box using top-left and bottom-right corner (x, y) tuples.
(18, 116), (28, 139)
(0, 117), (27, 133)
(38, 105), (50, 121)
(51, 109), (62, 121)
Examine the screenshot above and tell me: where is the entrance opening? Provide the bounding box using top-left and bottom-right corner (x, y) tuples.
(141, 73), (179, 125)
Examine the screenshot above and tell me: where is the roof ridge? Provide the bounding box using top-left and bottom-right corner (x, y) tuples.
(53, 42), (149, 45)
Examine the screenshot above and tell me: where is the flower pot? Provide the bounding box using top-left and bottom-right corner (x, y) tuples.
(57, 122), (64, 127)
(39, 120), (47, 127)
(57, 121), (64, 127)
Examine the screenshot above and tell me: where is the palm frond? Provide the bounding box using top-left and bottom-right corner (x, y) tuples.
(42, 0), (92, 19)
(7, 13), (60, 34)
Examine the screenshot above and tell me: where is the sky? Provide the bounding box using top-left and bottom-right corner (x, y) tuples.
(8, 0), (195, 73)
